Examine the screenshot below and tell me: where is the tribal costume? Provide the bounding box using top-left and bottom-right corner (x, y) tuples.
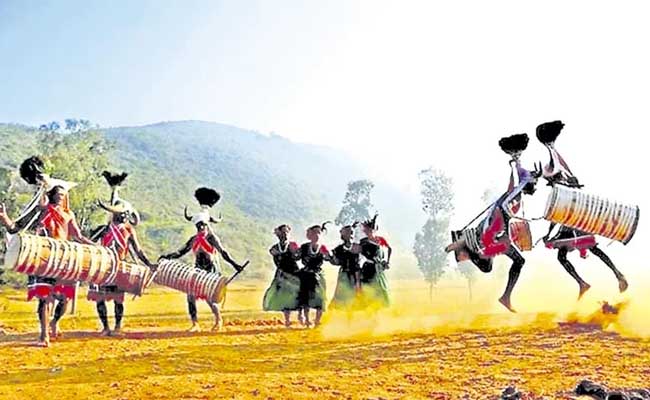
(262, 224), (302, 327)
(446, 134), (541, 312)
(357, 215), (392, 309)
(297, 222), (332, 327)
(161, 187), (243, 332)
(329, 224), (361, 310)
(0, 156), (94, 346)
(536, 121), (628, 297)
(88, 171), (155, 335)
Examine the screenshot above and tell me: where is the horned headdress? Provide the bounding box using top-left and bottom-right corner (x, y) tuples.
(184, 187), (222, 225)
(98, 171), (140, 225)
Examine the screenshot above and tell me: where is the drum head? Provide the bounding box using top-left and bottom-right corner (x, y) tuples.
(214, 276), (227, 304)
(4, 234), (21, 270)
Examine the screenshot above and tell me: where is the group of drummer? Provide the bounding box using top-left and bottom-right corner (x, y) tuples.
(0, 156), (394, 346)
(262, 215), (392, 328)
(0, 157), (247, 346)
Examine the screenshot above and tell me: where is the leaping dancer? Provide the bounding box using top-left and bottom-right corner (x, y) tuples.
(536, 120), (628, 298)
(445, 134), (541, 313)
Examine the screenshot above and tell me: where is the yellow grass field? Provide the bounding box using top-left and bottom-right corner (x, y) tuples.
(1, 277), (649, 399)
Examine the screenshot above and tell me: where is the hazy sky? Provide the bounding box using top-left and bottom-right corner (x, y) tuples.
(1, 0), (647, 250)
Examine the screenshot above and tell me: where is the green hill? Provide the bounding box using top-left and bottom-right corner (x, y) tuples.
(0, 121), (371, 281)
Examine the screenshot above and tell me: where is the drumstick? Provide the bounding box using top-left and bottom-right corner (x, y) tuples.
(226, 260), (250, 285)
(132, 269), (159, 300)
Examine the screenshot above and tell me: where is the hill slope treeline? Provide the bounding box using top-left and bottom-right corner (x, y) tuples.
(0, 121), (365, 281)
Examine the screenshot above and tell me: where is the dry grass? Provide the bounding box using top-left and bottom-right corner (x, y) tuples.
(1, 278), (649, 399)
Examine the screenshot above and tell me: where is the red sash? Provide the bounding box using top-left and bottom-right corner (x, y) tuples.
(192, 232), (215, 254)
(481, 210), (509, 257)
(39, 205), (71, 240)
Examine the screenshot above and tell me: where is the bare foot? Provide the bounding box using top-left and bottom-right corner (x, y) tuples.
(578, 283), (591, 300)
(36, 336), (50, 348)
(100, 328), (111, 337)
(187, 323), (201, 333)
(498, 296), (517, 313)
(211, 320), (223, 332)
(111, 327), (124, 337)
(618, 277), (629, 293)
(284, 320), (291, 328)
(49, 322), (62, 339)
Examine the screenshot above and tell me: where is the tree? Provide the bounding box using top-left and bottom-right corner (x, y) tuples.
(335, 179), (375, 226)
(414, 168), (454, 300)
(414, 218), (450, 299)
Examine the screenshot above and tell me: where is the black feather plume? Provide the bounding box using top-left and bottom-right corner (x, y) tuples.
(536, 120), (564, 145)
(19, 156), (45, 185)
(498, 134), (529, 156)
(195, 187), (221, 208)
(102, 171), (128, 187)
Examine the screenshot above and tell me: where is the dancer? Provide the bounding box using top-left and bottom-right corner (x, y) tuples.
(262, 224), (302, 327)
(329, 223), (361, 310)
(298, 222), (332, 327)
(536, 120), (628, 298)
(0, 156), (94, 346)
(87, 171), (156, 336)
(446, 134), (541, 312)
(357, 215), (392, 309)
(160, 187), (244, 332)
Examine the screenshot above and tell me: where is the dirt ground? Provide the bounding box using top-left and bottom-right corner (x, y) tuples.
(1, 281), (649, 400)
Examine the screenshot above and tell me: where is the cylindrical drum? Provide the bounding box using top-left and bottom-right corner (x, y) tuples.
(154, 259), (227, 304)
(4, 233), (151, 295)
(544, 186), (640, 244)
(509, 220), (532, 251)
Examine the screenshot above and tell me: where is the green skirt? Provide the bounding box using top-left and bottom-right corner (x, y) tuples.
(263, 269), (301, 311)
(360, 263), (390, 308)
(330, 269), (358, 309)
(298, 270), (327, 310)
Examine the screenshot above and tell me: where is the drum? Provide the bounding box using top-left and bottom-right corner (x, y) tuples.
(509, 220), (532, 251)
(4, 233), (151, 296)
(544, 187), (640, 244)
(154, 259), (227, 304)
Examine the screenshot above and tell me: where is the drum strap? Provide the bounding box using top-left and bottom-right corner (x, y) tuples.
(103, 223), (129, 253)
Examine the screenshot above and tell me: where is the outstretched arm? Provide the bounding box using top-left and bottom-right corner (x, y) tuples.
(0, 203), (43, 234)
(128, 230), (156, 269)
(543, 223), (557, 242)
(160, 236), (194, 259)
(208, 233), (242, 271)
(69, 216), (95, 245)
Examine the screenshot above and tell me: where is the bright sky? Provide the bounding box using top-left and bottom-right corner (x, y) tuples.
(1, 0), (647, 253)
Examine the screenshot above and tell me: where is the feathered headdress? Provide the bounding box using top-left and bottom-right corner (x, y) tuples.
(98, 171), (140, 225)
(535, 120), (581, 186)
(307, 221), (331, 233)
(18, 156), (76, 213)
(184, 187), (222, 225)
(498, 133), (529, 160)
(362, 213), (379, 230)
